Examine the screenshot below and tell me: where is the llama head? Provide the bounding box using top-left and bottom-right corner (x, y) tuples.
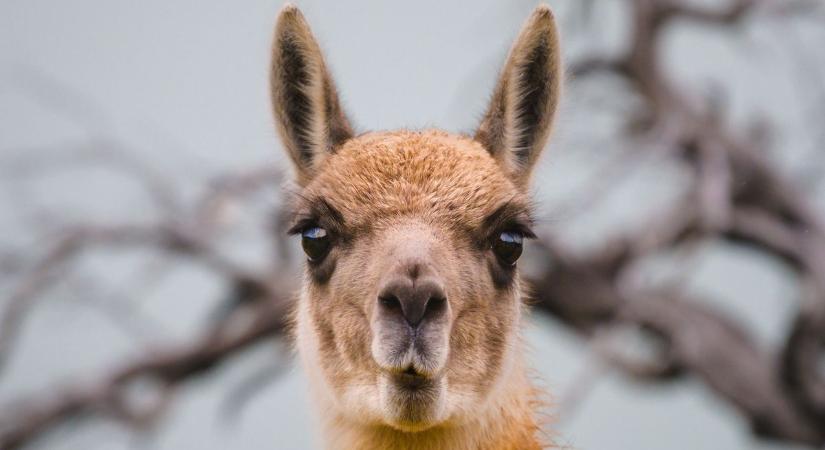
(271, 4), (561, 433)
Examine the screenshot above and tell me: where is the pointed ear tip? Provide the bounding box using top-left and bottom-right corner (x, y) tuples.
(279, 3), (300, 15)
(276, 3), (307, 29)
(532, 4), (554, 17)
(529, 4), (558, 28)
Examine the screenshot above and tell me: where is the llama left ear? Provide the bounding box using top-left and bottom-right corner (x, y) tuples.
(475, 5), (562, 187)
(271, 4), (353, 185)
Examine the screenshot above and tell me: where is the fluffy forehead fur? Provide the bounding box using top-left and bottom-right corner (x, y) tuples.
(301, 130), (526, 231)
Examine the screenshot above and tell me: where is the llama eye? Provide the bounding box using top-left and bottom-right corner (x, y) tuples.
(492, 231), (523, 266)
(301, 226), (331, 261)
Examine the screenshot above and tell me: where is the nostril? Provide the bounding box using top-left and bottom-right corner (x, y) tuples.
(379, 294), (402, 311)
(424, 295), (446, 320)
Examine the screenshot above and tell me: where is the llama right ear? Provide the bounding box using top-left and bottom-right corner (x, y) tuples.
(475, 5), (562, 187)
(271, 5), (353, 185)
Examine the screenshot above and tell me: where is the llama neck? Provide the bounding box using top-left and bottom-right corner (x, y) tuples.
(318, 359), (546, 450)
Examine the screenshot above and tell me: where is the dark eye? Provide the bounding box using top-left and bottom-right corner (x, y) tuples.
(301, 226), (331, 261)
(492, 231), (523, 265)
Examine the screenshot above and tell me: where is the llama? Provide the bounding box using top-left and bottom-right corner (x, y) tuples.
(270, 4), (562, 449)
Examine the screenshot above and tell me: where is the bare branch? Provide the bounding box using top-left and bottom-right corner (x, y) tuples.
(0, 287), (291, 450)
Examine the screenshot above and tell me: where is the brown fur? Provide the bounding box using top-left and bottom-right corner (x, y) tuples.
(270, 4), (562, 450)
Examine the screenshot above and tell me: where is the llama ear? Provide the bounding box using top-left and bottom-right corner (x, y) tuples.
(475, 5), (562, 187)
(271, 4), (353, 184)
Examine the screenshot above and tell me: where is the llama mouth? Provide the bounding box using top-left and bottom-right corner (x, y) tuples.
(382, 366), (444, 429)
(391, 366), (433, 390)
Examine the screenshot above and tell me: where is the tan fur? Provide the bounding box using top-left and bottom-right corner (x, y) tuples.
(271, 5), (562, 450)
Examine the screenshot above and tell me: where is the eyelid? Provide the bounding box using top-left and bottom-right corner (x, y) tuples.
(483, 199), (534, 233)
(508, 222), (536, 240)
(303, 227), (328, 238)
(490, 221), (536, 241)
(288, 198), (347, 236)
(287, 216), (319, 235)
(287, 214), (345, 242)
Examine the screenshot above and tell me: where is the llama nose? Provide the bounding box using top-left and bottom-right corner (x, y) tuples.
(377, 275), (447, 328)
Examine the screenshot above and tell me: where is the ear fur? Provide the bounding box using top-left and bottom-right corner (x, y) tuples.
(271, 4), (353, 185)
(475, 5), (562, 187)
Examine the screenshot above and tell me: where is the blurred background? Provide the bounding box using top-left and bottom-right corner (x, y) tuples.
(2, 0), (825, 449)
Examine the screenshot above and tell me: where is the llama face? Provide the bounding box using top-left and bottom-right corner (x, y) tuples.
(271, 3), (561, 435)
(289, 130), (532, 430)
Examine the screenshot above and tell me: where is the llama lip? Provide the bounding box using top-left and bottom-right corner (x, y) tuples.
(391, 367), (432, 390)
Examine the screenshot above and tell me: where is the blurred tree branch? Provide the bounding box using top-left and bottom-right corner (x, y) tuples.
(543, 0), (825, 444)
